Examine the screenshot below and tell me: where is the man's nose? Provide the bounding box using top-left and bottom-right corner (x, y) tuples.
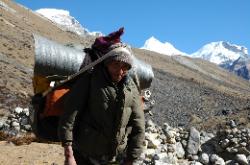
(118, 67), (128, 75)
(118, 68), (124, 75)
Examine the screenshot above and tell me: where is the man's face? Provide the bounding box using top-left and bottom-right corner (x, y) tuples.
(106, 60), (130, 82)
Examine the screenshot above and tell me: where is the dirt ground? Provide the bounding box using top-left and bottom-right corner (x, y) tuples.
(0, 141), (64, 165)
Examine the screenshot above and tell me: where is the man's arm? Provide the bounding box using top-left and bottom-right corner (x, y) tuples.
(58, 73), (91, 146)
(126, 91), (145, 162)
(58, 73), (91, 164)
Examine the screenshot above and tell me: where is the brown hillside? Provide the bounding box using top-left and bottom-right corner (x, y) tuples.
(0, 0), (95, 115)
(0, 0), (250, 130)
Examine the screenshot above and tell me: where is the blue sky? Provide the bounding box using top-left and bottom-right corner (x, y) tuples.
(15, 0), (250, 54)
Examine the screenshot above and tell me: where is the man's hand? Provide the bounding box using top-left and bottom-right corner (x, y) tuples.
(64, 145), (76, 165)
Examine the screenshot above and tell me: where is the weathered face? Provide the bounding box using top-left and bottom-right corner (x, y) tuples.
(106, 60), (130, 82)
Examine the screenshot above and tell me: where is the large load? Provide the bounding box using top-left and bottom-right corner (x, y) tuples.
(33, 34), (154, 93)
(31, 28), (154, 141)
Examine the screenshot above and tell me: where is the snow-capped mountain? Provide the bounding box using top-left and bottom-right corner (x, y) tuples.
(36, 8), (102, 37)
(191, 41), (250, 81)
(191, 41), (249, 65)
(141, 37), (250, 81)
(141, 36), (187, 56)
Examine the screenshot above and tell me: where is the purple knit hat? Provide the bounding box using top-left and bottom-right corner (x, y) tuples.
(92, 27), (133, 68)
(92, 27), (124, 54)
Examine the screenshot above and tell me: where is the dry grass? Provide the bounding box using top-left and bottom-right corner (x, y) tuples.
(0, 0), (95, 99)
(0, 131), (37, 145)
(0, 131), (62, 146)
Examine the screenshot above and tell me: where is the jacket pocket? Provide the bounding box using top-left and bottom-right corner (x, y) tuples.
(78, 126), (111, 156)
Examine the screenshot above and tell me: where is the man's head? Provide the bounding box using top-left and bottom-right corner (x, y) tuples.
(104, 44), (133, 82)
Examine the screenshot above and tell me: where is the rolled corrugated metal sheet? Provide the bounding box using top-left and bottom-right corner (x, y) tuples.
(33, 34), (86, 77)
(129, 56), (154, 89)
(33, 34), (154, 89)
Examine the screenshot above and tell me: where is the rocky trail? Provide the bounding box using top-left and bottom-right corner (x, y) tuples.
(1, 117), (250, 165)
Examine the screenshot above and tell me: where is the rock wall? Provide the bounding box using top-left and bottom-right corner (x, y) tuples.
(136, 120), (250, 165)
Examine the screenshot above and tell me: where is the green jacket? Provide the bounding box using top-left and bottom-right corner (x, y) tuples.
(58, 65), (145, 160)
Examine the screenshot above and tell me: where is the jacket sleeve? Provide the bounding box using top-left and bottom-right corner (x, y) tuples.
(58, 73), (91, 145)
(126, 89), (145, 160)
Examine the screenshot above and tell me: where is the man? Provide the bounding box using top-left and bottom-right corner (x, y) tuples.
(58, 42), (145, 165)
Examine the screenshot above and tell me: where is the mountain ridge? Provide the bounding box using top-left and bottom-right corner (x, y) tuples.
(35, 8), (103, 37)
(191, 41), (249, 65)
(141, 36), (250, 81)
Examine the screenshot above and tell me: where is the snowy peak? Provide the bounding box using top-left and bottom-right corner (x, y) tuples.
(36, 8), (101, 37)
(141, 36), (187, 56)
(222, 41), (248, 55)
(36, 9), (76, 26)
(191, 41), (249, 65)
